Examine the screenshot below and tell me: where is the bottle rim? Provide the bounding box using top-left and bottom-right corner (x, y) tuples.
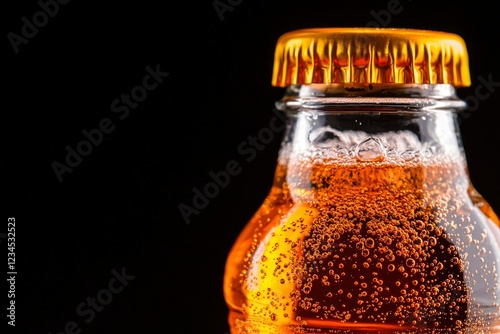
(275, 83), (467, 112)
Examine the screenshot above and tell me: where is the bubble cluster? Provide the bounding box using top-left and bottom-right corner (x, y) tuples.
(292, 186), (469, 328)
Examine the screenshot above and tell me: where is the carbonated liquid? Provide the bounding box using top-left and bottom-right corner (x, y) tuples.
(224, 143), (500, 333)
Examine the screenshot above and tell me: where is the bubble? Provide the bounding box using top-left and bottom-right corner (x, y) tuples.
(401, 150), (416, 161)
(415, 220), (425, 230)
(386, 254), (396, 262)
(309, 127), (340, 147)
(366, 238), (375, 248)
(355, 137), (386, 162)
(406, 258), (416, 268)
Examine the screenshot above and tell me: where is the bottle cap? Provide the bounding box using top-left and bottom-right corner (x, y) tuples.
(271, 27), (471, 87)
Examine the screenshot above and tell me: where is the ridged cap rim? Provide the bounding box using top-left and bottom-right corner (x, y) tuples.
(271, 27), (471, 87)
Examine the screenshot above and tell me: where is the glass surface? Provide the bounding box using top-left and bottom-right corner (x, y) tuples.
(223, 85), (500, 333)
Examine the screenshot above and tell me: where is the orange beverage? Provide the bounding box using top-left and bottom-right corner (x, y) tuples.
(223, 28), (500, 333)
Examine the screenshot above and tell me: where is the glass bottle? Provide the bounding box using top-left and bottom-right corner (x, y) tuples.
(223, 27), (500, 333)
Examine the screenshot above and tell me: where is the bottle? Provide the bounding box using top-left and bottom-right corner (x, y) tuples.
(223, 27), (500, 333)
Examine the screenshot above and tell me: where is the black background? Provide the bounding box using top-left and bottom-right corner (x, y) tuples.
(3, 0), (500, 333)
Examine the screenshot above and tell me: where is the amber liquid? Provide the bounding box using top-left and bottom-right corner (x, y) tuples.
(224, 157), (500, 333)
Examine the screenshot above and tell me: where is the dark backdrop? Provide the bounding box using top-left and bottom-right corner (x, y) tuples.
(3, 0), (500, 333)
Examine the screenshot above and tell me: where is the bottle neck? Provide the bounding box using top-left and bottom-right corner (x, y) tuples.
(276, 83), (467, 111)
(273, 84), (470, 201)
(276, 83), (467, 161)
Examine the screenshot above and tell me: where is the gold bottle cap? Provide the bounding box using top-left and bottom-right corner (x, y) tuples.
(271, 27), (471, 88)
